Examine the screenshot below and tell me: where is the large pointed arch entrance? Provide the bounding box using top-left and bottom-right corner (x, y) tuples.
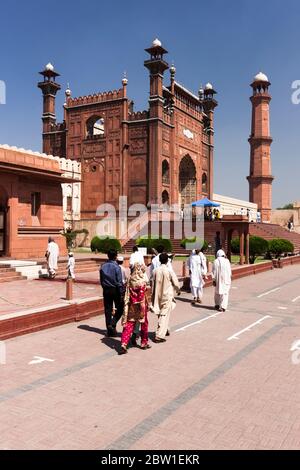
(179, 155), (197, 205)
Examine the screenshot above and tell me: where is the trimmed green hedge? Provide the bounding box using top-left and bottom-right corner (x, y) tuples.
(136, 236), (172, 253)
(268, 238), (294, 257)
(231, 235), (269, 264)
(90, 236), (121, 253)
(180, 237), (208, 251)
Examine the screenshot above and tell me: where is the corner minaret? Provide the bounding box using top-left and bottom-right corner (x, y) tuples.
(38, 63), (61, 154)
(144, 38), (169, 205)
(247, 72), (273, 223)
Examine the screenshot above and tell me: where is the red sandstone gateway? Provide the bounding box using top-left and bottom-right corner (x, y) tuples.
(37, 39), (217, 239)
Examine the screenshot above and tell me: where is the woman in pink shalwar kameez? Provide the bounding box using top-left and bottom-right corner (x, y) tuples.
(119, 263), (151, 355)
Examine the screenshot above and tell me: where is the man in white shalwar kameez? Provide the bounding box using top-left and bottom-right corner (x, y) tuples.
(187, 249), (207, 304)
(151, 253), (180, 342)
(46, 237), (59, 279)
(212, 249), (232, 312)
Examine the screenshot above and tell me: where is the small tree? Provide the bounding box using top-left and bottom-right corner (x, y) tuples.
(62, 228), (89, 250)
(276, 203), (294, 210)
(91, 236), (121, 254)
(268, 238), (294, 258)
(180, 237), (208, 251)
(231, 235), (269, 264)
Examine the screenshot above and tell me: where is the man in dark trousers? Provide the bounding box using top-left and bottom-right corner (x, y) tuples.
(100, 249), (123, 337)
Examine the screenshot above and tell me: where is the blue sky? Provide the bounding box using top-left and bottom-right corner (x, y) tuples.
(0, 0), (299, 208)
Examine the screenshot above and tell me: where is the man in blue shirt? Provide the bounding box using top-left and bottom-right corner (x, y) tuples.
(100, 249), (123, 337)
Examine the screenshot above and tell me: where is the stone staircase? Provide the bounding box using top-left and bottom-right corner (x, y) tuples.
(42, 258), (101, 278)
(122, 218), (300, 255)
(123, 220), (223, 254)
(0, 260), (47, 283)
(0, 265), (26, 283)
(250, 223), (300, 252)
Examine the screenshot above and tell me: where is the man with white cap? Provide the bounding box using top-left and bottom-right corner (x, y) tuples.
(212, 249), (232, 312)
(67, 252), (75, 280)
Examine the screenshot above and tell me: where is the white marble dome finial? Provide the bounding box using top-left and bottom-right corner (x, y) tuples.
(152, 38), (162, 47)
(122, 71), (128, 86)
(205, 82), (213, 90)
(45, 63), (54, 72)
(253, 72), (269, 82)
(65, 83), (72, 96)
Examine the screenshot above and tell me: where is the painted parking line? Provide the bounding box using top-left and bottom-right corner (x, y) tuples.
(175, 311), (223, 332)
(227, 315), (272, 341)
(292, 296), (300, 303)
(257, 288), (280, 298)
(278, 306), (288, 310)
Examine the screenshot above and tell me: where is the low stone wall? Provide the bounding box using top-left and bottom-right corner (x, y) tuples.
(0, 296), (103, 341)
(272, 255), (300, 269)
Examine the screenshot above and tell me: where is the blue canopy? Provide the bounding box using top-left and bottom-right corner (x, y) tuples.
(191, 197), (220, 208)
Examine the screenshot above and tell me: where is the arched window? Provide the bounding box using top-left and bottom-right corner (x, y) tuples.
(86, 116), (105, 138)
(162, 160), (170, 184)
(162, 190), (169, 205)
(202, 172), (208, 193)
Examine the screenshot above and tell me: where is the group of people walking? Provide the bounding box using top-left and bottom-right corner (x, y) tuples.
(100, 242), (232, 355)
(100, 246), (180, 355)
(45, 237), (76, 280)
(187, 248), (232, 312)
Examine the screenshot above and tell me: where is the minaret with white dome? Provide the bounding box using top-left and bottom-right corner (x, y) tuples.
(144, 38), (169, 204)
(247, 71), (273, 223)
(38, 63), (61, 154)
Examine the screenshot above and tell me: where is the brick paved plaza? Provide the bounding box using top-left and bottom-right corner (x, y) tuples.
(0, 265), (299, 450)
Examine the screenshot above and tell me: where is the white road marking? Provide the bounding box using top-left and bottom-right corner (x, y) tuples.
(231, 287), (238, 289)
(290, 339), (300, 351)
(175, 312), (223, 332)
(28, 356), (55, 365)
(292, 296), (300, 303)
(278, 306), (288, 310)
(257, 288), (280, 298)
(227, 315), (272, 341)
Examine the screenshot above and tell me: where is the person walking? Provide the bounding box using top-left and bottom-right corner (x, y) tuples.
(187, 248), (207, 305)
(212, 249), (232, 312)
(129, 246), (145, 271)
(46, 237), (59, 279)
(119, 263), (151, 355)
(100, 249), (124, 337)
(214, 231), (222, 258)
(67, 252), (75, 280)
(151, 253), (180, 343)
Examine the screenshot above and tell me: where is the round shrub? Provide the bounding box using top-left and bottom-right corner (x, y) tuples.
(90, 236), (121, 254)
(268, 238), (294, 258)
(136, 237), (172, 253)
(180, 237), (208, 251)
(231, 237), (240, 255)
(231, 235), (269, 264)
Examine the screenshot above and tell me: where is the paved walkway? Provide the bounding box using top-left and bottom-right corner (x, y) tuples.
(0, 265), (300, 449)
(0, 278), (101, 316)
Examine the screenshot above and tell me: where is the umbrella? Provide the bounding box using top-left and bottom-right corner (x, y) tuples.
(191, 197), (220, 207)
